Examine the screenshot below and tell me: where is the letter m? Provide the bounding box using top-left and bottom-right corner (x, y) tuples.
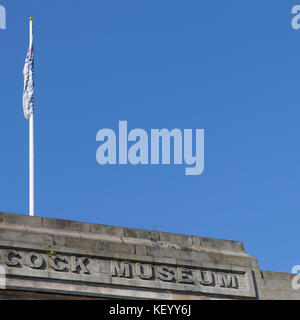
(151, 129), (182, 164)
(0, 6), (6, 30)
(110, 261), (131, 278)
(219, 273), (238, 289)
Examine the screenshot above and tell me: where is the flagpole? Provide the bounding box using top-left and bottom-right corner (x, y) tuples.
(29, 17), (34, 216)
(29, 106), (34, 216)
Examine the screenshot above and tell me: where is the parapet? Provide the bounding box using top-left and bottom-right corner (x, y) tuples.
(0, 212), (298, 299)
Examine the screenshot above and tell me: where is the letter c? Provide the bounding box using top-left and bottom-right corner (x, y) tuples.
(3, 249), (20, 266)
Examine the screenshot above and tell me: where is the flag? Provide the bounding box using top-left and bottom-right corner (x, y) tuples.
(22, 33), (34, 119)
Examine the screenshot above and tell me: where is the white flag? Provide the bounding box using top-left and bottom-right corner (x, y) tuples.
(22, 38), (34, 119)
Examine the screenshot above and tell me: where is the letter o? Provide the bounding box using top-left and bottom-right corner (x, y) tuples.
(25, 252), (44, 269)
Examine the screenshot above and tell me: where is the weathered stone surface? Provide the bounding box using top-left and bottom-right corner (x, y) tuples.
(0, 211), (298, 300)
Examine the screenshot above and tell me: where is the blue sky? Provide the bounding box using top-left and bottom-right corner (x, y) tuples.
(0, 0), (299, 273)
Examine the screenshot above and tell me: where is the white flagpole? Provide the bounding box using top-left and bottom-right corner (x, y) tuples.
(29, 17), (34, 216)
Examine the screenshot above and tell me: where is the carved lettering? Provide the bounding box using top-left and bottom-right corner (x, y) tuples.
(136, 263), (153, 280)
(177, 268), (194, 284)
(3, 249), (20, 266)
(70, 256), (89, 274)
(24, 252), (44, 269)
(111, 261), (131, 278)
(0, 248), (248, 296)
(157, 266), (175, 282)
(48, 255), (68, 271)
(218, 273), (238, 289)
(198, 270), (214, 286)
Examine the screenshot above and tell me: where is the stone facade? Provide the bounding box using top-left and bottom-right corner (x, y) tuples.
(0, 212), (298, 299)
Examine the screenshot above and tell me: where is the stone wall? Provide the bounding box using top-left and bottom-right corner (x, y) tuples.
(0, 212), (298, 300)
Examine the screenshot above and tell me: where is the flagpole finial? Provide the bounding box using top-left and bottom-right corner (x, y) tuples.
(29, 17), (34, 21)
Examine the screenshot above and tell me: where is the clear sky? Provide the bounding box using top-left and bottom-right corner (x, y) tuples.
(0, 0), (299, 273)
